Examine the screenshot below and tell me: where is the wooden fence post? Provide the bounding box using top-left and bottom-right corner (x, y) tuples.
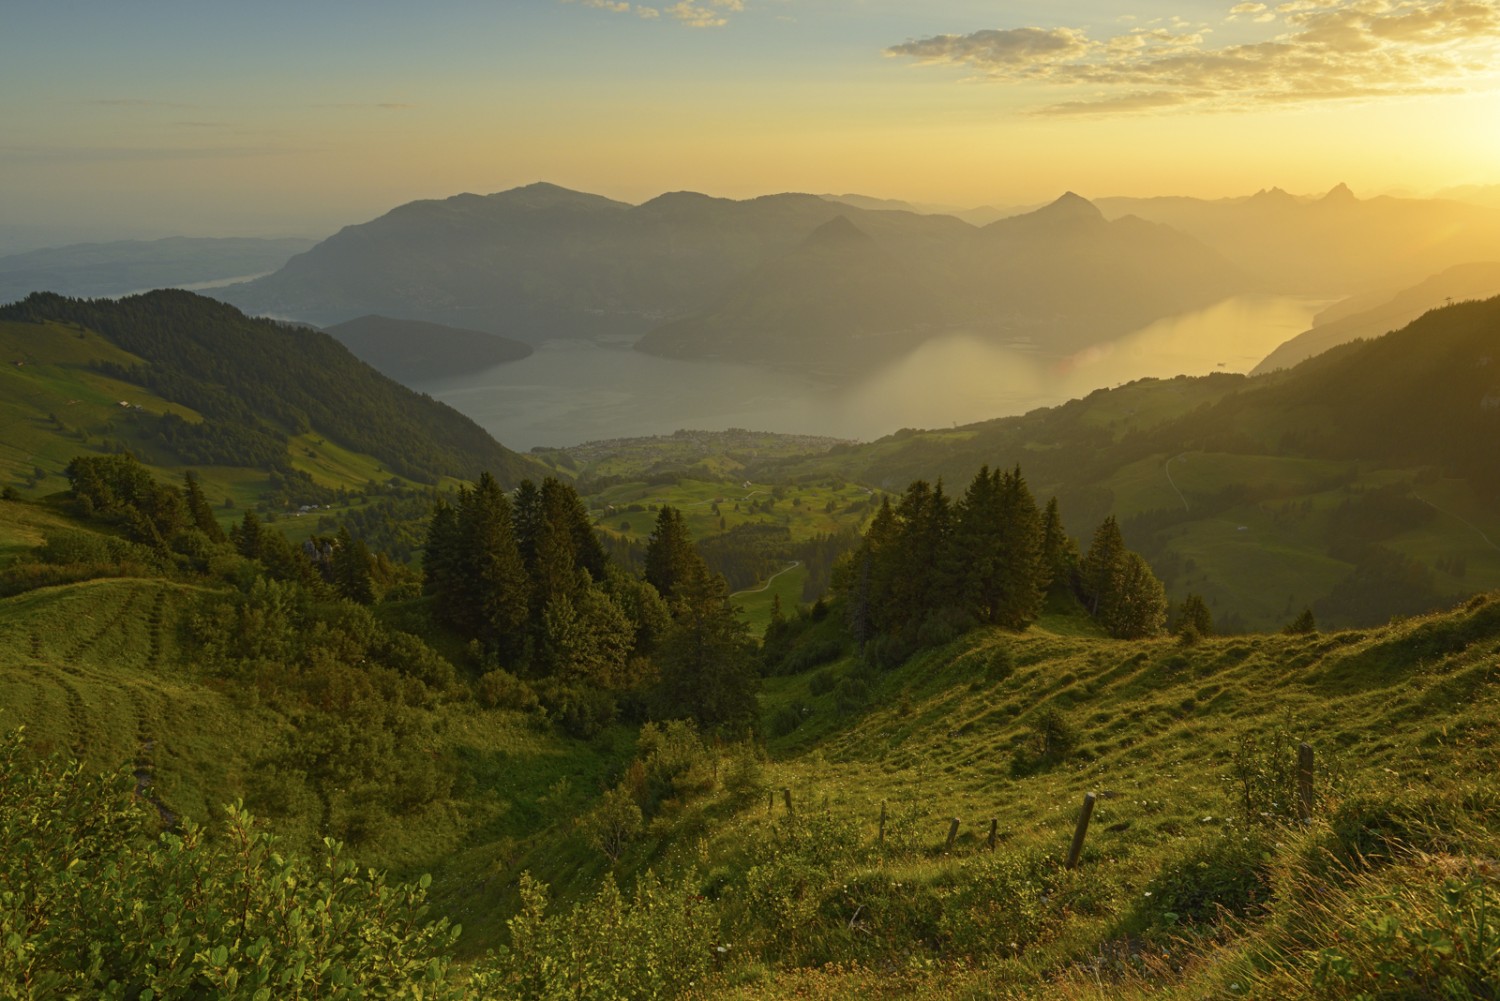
(1065, 793), (1096, 870)
(987, 818), (998, 851)
(1298, 742), (1314, 822)
(945, 817), (960, 853)
(878, 800), (887, 845)
(783, 788), (794, 816)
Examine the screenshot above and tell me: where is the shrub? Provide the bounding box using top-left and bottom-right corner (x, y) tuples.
(476, 668), (539, 711)
(1137, 829), (1273, 927)
(580, 786), (643, 862)
(498, 871), (716, 1000)
(1011, 706), (1078, 775)
(769, 702), (808, 737)
(809, 668), (838, 696)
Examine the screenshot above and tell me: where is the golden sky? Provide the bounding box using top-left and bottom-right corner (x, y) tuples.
(3, 1), (1499, 243)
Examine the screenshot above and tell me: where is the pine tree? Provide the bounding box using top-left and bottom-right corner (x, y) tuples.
(1040, 496), (1077, 596)
(231, 510), (263, 560)
(644, 506), (697, 603)
(1173, 593), (1214, 638)
(183, 471), (226, 543)
(458, 473), (529, 664)
(332, 526), (376, 605)
(656, 560), (758, 733)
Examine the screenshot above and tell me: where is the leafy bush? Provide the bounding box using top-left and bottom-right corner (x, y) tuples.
(579, 786), (643, 862)
(476, 667), (540, 711)
(809, 668), (838, 696)
(1010, 706), (1078, 775)
(498, 871), (716, 1000)
(1137, 829), (1273, 927)
(0, 728), (463, 1000)
(769, 702), (808, 737)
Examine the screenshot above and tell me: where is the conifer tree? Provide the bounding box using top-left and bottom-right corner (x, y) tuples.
(1173, 593), (1214, 637)
(656, 560), (758, 733)
(231, 510), (263, 560)
(1040, 496), (1078, 596)
(183, 471), (226, 543)
(332, 526), (376, 605)
(644, 506), (697, 603)
(458, 473), (529, 664)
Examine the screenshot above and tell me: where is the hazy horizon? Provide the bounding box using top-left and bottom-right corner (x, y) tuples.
(4, 1), (1498, 244)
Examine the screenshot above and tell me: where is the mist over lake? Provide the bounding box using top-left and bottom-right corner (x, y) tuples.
(416, 294), (1328, 450)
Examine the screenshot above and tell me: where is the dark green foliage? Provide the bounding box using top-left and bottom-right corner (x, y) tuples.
(1285, 606), (1318, 635)
(182, 470), (226, 543)
(1078, 517), (1167, 638)
(1314, 545), (1443, 628)
(1137, 829), (1273, 927)
(1172, 592), (1214, 640)
(698, 522), (791, 591)
(1, 290), (541, 485)
(954, 465), (1048, 628)
(1011, 705), (1078, 774)
(0, 728), (464, 999)
(656, 559), (759, 733)
(66, 452), (186, 547)
(500, 871), (715, 1000)
(644, 506), (697, 603)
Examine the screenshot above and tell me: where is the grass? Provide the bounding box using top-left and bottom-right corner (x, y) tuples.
(2, 484), (1497, 997)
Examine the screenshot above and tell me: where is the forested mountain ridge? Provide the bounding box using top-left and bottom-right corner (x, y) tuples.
(762, 295), (1500, 631)
(0, 290), (544, 486)
(215, 184), (1244, 366)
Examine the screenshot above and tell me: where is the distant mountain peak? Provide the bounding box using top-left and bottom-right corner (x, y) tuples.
(1037, 191), (1104, 222)
(1322, 182), (1357, 203)
(1248, 186), (1297, 205)
(803, 214), (874, 249)
(485, 182), (630, 211)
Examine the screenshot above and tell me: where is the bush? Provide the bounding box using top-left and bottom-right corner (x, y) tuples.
(834, 675), (871, 715)
(1011, 706), (1077, 775)
(0, 729), (464, 999)
(579, 786), (643, 862)
(1137, 829), (1273, 927)
(809, 668), (838, 696)
(498, 871), (716, 1000)
(476, 668), (539, 711)
(769, 702), (808, 737)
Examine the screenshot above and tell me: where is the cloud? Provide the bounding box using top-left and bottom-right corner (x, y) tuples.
(559, 0), (743, 27)
(886, 0), (1500, 114)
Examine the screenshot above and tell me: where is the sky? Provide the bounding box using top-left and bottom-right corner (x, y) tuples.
(3, 0), (1500, 244)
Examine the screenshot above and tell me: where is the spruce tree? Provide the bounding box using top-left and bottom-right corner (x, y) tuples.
(644, 506), (697, 603)
(183, 471), (226, 543)
(458, 473), (529, 664)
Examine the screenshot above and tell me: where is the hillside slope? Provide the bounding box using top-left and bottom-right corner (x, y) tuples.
(0, 290), (544, 486)
(762, 296), (1500, 631)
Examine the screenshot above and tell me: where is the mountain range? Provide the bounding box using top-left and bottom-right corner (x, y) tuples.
(214, 183), (1249, 379)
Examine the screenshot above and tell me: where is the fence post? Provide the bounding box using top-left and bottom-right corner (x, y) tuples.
(1298, 743), (1314, 822)
(783, 787), (794, 816)
(987, 818), (998, 851)
(1065, 792), (1096, 870)
(878, 800), (887, 845)
(945, 817), (960, 853)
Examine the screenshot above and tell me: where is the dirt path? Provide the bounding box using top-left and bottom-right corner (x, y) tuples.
(731, 560), (801, 597)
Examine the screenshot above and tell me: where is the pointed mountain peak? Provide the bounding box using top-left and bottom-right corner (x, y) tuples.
(1322, 182), (1357, 203)
(803, 214), (874, 248)
(1248, 186), (1297, 205)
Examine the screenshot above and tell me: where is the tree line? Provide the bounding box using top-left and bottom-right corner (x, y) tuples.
(836, 466), (1168, 662)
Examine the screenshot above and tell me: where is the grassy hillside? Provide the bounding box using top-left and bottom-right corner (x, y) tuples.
(2, 485), (1495, 997)
(0, 290), (546, 488)
(760, 299), (1500, 632)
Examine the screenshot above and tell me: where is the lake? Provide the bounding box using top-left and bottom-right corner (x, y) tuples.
(414, 294), (1330, 451)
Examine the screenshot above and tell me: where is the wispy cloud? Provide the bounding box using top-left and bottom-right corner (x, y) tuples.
(559, 0), (744, 27)
(887, 0), (1500, 114)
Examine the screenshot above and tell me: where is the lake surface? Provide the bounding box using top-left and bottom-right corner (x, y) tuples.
(415, 295), (1330, 451)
